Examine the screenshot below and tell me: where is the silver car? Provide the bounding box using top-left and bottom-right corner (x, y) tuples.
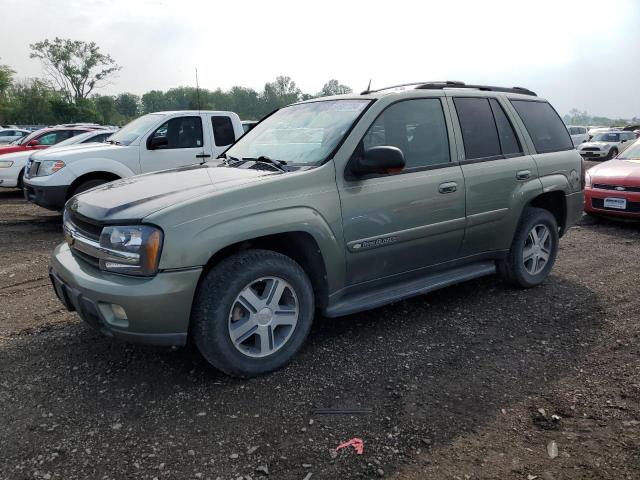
(0, 129), (30, 144)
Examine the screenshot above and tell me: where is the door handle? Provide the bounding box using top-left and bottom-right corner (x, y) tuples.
(438, 182), (457, 194)
(516, 170), (531, 180)
(195, 153), (211, 159)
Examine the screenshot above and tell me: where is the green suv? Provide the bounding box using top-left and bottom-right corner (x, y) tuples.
(50, 81), (584, 377)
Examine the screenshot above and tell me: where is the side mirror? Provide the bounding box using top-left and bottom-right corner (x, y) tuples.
(147, 135), (166, 150)
(351, 146), (405, 176)
(28, 139), (40, 147)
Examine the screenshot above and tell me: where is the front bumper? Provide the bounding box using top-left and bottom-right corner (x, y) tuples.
(50, 243), (202, 346)
(0, 163), (21, 187)
(578, 150), (608, 159)
(23, 180), (69, 210)
(584, 187), (640, 218)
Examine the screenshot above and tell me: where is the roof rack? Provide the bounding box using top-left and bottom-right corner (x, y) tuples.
(361, 81), (537, 97)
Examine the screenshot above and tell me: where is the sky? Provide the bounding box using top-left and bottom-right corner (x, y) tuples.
(1, 0), (639, 118)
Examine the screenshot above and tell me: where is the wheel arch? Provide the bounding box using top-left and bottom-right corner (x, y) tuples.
(528, 190), (568, 235)
(201, 231), (329, 310)
(66, 171), (121, 200)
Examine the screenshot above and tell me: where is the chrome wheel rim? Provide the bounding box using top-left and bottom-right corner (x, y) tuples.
(228, 277), (299, 358)
(523, 224), (551, 275)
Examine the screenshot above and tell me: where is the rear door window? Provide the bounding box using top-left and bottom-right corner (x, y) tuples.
(510, 100), (573, 153)
(211, 116), (236, 146)
(489, 98), (522, 156)
(453, 97), (502, 160)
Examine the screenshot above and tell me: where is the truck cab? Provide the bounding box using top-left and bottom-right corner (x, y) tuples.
(23, 110), (243, 210)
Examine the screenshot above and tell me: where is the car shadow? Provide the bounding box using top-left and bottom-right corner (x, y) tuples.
(0, 274), (603, 479)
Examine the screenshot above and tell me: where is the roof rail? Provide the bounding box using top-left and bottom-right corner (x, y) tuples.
(360, 81), (464, 95)
(416, 81), (537, 97)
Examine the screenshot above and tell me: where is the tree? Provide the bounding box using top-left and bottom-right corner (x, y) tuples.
(141, 90), (168, 114)
(318, 79), (352, 97)
(5, 79), (60, 124)
(30, 37), (121, 103)
(0, 61), (14, 96)
(261, 76), (301, 112)
(115, 93), (139, 118)
(94, 95), (116, 124)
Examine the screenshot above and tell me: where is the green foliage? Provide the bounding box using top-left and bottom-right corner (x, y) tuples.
(318, 79), (353, 97)
(563, 108), (638, 128)
(30, 37), (121, 103)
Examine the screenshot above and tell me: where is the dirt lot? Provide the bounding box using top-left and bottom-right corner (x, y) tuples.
(1, 170), (639, 480)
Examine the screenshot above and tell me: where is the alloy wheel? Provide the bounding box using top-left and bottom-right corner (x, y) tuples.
(523, 224), (552, 275)
(228, 277), (299, 358)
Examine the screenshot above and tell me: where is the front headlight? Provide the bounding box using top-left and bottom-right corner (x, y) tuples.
(0, 160), (13, 168)
(99, 225), (163, 276)
(585, 171), (592, 188)
(37, 160), (65, 176)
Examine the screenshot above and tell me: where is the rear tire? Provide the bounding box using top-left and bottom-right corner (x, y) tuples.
(498, 207), (559, 288)
(192, 249), (315, 378)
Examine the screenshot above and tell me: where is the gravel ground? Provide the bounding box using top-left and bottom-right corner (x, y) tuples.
(1, 172), (639, 480)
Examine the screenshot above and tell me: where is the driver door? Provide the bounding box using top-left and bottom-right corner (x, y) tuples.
(140, 116), (210, 172)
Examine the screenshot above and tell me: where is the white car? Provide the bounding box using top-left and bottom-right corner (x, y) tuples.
(0, 130), (116, 189)
(23, 111), (243, 210)
(0, 128), (30, 144)
(577, 130), (637, 160)
(566, 125), (589, 146)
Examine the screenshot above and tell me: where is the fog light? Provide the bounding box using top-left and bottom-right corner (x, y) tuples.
(111, 304), (128, 320)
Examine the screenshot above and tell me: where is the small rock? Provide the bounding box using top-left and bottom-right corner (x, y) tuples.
(547, 440), (558, 459)
(188, 449), (195, 456)
(302, 474), (313, 480)
(195, 474), (203, 479)
(302, 463), (312, 468)
(308, 419), (314, 425)
(623, 420), (640, 427)
(377, 468), (384, 477)
(111, 423), (122, 430)
(255, 465), (269, 475)
(329, 449), (338, 459)
(527, 475), (538, 480)
(247, 446), (259, 455)
(230, 453), (239, 459)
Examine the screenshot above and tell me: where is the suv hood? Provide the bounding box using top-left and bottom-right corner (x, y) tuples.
(67, 164), (278, 222)
(588, 159), (640, 185)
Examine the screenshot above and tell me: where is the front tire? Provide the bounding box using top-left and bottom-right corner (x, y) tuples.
(71, 178), (110, 197)
(608, 147), (618, 160)
(499, 207), (559, 288)
(192, 249), (315, 378)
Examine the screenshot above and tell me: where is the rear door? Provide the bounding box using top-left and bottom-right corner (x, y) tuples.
(139, 115), (211, 172)
(449, 96), (541, 255)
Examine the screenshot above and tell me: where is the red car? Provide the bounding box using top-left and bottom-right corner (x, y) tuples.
(0, 127), (93, 156)
(584, 139), (640, 219)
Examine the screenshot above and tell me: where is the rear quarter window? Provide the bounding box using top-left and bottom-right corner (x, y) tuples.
(511, 100), (573, 154)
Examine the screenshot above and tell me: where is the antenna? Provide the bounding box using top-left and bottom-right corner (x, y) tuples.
(195, 67), (202, 113)
(360, 79), (372, 95)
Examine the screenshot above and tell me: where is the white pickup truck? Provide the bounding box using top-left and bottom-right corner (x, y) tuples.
(23, 110), (243, 210)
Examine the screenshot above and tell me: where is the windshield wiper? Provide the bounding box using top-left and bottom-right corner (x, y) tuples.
(242, 156), (288, 172)
(217, 153), (243, 167)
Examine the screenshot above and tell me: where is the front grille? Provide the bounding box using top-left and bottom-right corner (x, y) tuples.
(68, 210), (102, 241)
(592, 198), (640, 213)
(582, 147), (601, 152)
(593, 183), (640, 193)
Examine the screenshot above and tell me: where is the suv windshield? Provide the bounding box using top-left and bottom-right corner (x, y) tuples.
(618, 141), (640, 160)
(108, 114), (164, 146)
(592, 133), (620, 142)
(224, 99), (371, 166)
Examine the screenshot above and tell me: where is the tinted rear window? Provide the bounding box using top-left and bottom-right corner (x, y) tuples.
(453, 97), (501, 160)
(212, 116), (235, 146)
(511, 100), (573, 153)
